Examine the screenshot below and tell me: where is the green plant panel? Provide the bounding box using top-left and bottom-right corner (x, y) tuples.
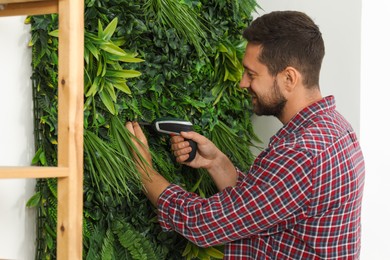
(28, 0), (260, 259)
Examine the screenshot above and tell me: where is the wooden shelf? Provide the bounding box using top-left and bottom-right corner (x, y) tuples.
(0, 0), (48, 3)
(0, 0), (57, 16)
(0, 166), (69, 178)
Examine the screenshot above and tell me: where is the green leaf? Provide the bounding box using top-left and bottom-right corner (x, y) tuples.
(45, 222), (57, 238)
(183, 96), (206, 108)
(97, 59), (105, 76)
(182, 242), (192, 257)
(204, 246), (224, 259)
(100, 42), (126, 56)
(104, 81), (117, 102)
(48, 29), (59, 37)
(98, 20), (104, 39)
(105, 69), (141, 78)
(111, 37), (126, 47)
(39, 149), (47, 165)
(99, 88), (117, 115)
(113, 81), (131, 94)
(85, 42), (100, 61)
(31, 147), (43, 165)
(46, 232), (54, 250)
(218, 43), (228, 53)
(101, 230), (114, 260)
(86, 76), (100, 97)
(115, 55), (144, 63)
(102, 17), (118, 41)
(26, 192), (41, 208)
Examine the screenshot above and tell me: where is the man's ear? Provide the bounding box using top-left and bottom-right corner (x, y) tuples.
(280, 66), (300, 92)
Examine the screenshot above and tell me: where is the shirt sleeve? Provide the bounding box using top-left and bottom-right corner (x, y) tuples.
(235, 167), (246, 186)
(157, 147), (313, 248)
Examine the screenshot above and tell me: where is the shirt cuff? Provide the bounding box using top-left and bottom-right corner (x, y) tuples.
(157, 183), (184, 231)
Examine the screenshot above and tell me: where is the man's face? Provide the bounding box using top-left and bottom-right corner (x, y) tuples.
(240, 43), (287, 117)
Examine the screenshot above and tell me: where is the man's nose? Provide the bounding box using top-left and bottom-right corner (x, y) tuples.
(239, 75), (249, 89)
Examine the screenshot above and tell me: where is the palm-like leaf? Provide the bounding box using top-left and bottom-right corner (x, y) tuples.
(84, 18), (144, 115)
(143, 0), (209, 57)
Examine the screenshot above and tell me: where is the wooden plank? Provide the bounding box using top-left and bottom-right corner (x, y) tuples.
(0, 0), (57, 17)
(0, 0), (47, 3)
(0, 166), (69, 178)
(56, 0), (84, 258)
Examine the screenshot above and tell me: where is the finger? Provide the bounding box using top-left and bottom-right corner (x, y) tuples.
(171, 139), (190, 152)
(126, 121), (134, 132)
(132, 122), (149, 145)
(170, 135), (186, 151)
(125, 121), (135, 134)
(132, 121), (142, 134)
(179, 132), (207, 150)
(180, 131), (202, 143)
(126, 122), (143, 150)
(126, 122), (152, 166)
(172, 143), (192, 154)
(176, 153), (190, 163)
(170, 134), (185, 144)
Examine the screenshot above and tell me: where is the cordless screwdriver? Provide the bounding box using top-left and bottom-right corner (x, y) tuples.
(138, 118), (197, 162)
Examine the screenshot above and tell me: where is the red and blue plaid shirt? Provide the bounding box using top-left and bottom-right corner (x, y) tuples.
(158, 96), (365, 259)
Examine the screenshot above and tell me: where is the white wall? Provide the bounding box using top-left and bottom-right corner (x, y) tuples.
(0, 16), (36, 260)
(360, 0), (390, 259)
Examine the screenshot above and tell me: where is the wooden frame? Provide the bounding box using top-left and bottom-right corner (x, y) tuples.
(0, 0), (84, 259)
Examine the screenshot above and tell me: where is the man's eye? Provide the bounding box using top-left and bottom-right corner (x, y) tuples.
(243, 70), (254, 79)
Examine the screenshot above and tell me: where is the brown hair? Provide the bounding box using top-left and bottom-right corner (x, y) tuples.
(243, 11), (325, 88)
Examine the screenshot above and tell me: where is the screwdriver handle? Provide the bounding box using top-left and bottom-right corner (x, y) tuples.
(153, 118), (197, 162)
(185, 139), (197, 162)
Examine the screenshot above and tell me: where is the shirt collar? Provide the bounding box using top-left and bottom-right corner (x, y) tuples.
(269, 95), (336, 145)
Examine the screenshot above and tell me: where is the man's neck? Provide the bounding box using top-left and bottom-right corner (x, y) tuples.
(278, 89), (322, 125)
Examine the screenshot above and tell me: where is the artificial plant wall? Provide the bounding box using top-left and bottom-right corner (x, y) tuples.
(28, 0), (259, 259)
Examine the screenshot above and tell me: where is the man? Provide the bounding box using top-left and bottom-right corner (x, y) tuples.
(126, 11), (365, 259)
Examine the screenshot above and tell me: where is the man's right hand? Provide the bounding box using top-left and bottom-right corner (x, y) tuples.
(171, 131), (238, 190)
(170, 131), (219, 170)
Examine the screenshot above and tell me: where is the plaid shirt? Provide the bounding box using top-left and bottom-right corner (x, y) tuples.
(158, 96), (365, 259)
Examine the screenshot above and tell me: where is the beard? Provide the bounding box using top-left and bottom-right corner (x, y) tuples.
(252, 79), (287, 118)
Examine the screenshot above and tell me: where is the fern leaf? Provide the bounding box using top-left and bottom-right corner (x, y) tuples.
(114, 221), (158, 260)
(101, 229), (115, 260)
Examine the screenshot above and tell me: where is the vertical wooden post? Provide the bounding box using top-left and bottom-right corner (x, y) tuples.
(0, 0), (84, 258)
(56, 0), (84, 259)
